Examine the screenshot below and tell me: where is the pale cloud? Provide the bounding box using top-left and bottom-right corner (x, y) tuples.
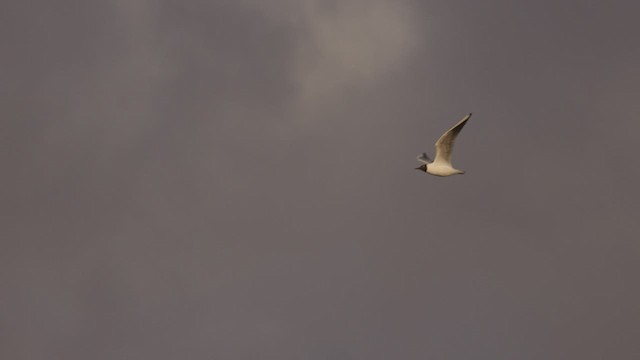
(294, 0), (419, 109)
(247, 0), (420, 113)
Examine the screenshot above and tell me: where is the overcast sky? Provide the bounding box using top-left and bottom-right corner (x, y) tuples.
(2, 1), (640, 359)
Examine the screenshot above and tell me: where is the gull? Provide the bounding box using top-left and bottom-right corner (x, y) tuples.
(415, 113), (472, 177)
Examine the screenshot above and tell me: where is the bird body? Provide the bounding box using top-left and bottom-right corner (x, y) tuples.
(421, 162), (465, 177)
(416, 113), (472, 177)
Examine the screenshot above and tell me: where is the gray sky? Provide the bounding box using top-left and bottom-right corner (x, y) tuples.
(2, 0), (640, 359)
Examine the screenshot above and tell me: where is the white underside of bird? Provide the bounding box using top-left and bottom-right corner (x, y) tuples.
(423, 162), (464, 177)
(416, 113), (472, 177)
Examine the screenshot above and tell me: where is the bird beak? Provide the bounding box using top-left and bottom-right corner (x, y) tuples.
(414, 167), (421, 170)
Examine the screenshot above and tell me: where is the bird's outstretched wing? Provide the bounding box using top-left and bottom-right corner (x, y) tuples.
(416, 152), (433, 164)
(433, 113), (472, 166)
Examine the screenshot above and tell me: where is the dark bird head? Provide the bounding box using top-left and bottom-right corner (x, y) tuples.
(415, 164), (427, 172)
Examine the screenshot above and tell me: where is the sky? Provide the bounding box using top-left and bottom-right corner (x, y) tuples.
(2, 0), (640, 359)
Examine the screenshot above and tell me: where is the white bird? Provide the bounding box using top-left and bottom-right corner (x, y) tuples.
(415, 113), (472, 177)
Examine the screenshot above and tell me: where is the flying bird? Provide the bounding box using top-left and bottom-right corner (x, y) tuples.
(415, 113), (472, 177)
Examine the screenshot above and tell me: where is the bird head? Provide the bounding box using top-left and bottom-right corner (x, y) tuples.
(414, 164), (427, 172)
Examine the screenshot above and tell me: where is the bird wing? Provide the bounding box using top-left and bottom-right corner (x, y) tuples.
(433, 113), (472, 166)
(416, 152), (433, 164)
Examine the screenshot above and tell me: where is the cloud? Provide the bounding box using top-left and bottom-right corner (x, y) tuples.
(296, 1), (418, 103)
(248, 0), (420, 114)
